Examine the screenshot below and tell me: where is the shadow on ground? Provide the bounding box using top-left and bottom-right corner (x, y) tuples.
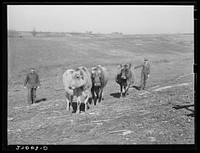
(35, 98), (47, 103)
(172, 104), (194, 117)
(186, 113), (194, 117)
(110, 92), (130, 98)
(131, 85), (141, 90)
(110, 92), (121, 98)
(172, 104), (194, 110)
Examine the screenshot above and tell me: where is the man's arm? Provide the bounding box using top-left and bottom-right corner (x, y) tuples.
(146, 64), (150, 78)
(147, 64), (150, 75)
(24, 74), (29, 87)
(36, 74), (41, 87)
(133, 64), (143, 69)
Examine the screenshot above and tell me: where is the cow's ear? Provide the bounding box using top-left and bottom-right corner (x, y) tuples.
(81, 66), (87, 72)
(91, 67), (96, 74)
(117, 64), (122, 71)
(91, 70), (95, 74)
(69, 70), (74, 74)
(97, 65), (102, 68)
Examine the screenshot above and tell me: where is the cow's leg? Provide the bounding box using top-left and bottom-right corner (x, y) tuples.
(76, 96), (81, 113)
(96, 89), (100, 104)
(94, 97), (97, 106)
(122, 85), (126, 97)
(93, 91), (97, 106)
(120, 84), (123, 98)
(124, 84), (130, 97)
(84, 94), (89, 112)
(99, 89), (103, 103)
(69, 95), (73, 111)
(92, 87), (98, 106)
(65, 93), (70, 111)
(91, 87), (95, 100)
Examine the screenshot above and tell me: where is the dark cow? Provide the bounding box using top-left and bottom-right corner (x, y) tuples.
(115, 63), (135, 97)
(91, 65), (108, 105)
(63, 66), (92, 113)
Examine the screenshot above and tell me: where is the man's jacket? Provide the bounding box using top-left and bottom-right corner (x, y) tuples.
(24, 72), (40, 88)
(134, 62), (150, 75)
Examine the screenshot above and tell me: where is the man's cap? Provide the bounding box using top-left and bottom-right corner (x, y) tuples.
(30, 68), (35, 71)
(144, 58), (148, 61)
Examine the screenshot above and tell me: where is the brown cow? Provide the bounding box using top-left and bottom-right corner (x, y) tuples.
(91, 65), (108, 105)
(62, 69), (74, 111)
(115, 63), (135, 97)
(63, 66), (92, 113)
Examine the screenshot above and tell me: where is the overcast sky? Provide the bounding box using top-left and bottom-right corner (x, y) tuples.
(7, 5), (194, 34)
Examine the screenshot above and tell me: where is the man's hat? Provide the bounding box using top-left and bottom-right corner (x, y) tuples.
(144, 58), (148, 61)
(30, 68), (35, 71)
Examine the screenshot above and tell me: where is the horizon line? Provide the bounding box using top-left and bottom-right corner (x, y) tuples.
(8, 30), (194, 35)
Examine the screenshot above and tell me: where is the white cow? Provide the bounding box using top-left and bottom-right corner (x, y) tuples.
(63, 66), (92, 113)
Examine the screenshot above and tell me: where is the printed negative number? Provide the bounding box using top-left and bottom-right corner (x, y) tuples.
(16, 146), (40, 150)
(43, 146), (48, 150)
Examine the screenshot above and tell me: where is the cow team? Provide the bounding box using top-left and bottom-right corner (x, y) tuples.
(24, 58), (150, 113)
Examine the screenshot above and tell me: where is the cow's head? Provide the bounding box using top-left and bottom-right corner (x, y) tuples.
(71, 68), (85, 89)
(91, 67), (102, 87)
(120, 63), (131, 80)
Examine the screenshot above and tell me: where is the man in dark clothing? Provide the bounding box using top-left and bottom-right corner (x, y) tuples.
(24, 68), (40, 104)
(134, 58), (150, 90)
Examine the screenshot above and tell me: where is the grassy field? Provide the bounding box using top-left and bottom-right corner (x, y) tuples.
(7, 33), (194, 145)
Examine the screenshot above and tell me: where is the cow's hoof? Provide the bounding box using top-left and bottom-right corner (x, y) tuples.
(76, 111), (81, 114)
(71, 109), (76, 113)
(87, 105), (90, 110)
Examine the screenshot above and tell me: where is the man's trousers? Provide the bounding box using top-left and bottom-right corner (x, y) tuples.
(140, 73), (148, 90)
(27, 87), (37, 104)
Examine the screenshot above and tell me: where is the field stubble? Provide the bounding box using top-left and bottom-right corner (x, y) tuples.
(8, 34), (194, 145)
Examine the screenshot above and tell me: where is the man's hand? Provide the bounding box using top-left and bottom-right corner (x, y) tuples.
(147, 75), (150, 78)
(37, 86), (40, 89)
(24, 86), (26, 89)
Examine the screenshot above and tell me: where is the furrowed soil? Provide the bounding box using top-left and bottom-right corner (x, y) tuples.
(7, 33), (194, 145)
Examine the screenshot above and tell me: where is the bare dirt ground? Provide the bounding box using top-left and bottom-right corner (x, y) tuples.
(7, 33), (194, 145)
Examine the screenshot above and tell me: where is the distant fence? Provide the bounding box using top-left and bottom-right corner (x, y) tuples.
(8, 30), (33, 37)
(8, 30), (68, 38)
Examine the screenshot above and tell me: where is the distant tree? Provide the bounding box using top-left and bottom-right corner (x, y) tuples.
(86, 31), (92, 34)
(32, 27), (37, 37)
(111, 32), (120, 35)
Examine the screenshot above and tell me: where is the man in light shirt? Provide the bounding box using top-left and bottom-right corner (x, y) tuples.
(134, 58), (150, 90)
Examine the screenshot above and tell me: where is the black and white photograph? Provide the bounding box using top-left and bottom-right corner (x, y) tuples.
(5, 4), (195, 149)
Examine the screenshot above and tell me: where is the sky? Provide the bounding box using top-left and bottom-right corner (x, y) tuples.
(7, 5), (194, 34)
